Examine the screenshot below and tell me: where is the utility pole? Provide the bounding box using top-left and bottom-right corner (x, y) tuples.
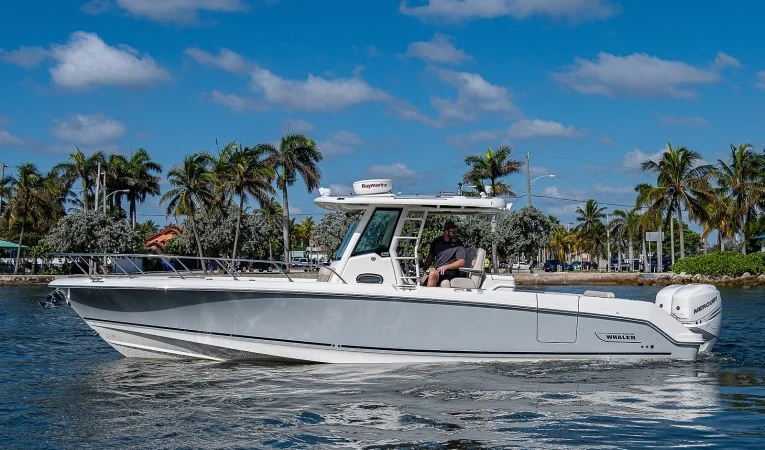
(103, 172), (107, 214)
(526, 152), (531, 207)
(0, 163), (8, 216)
(95, 162), (101, 211)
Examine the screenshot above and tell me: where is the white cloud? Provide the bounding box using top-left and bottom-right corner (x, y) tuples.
(52, 113), (126, 145)
(657, 114), (708, 127)
(541, 186), (562, 198)
(599, 135), (614, 145)
(447, 129), (502, 148)
(430, 68), (520, 123)
(209, 90), (265, 111)
(388, 100), (441, 126)
(0, 130), (22, 146)
(530, 165), (552, 176)
(404, 33), (471, 64)
(250, 68), (390, 111)
(712, 52), (741, 70)
(288, 205), (303, 215)
(86, 0), (249, 24)
(448, 119), (586, 149)
(185, 47), (253, 74)
(622, 146), (667, 172)
(49, 31), (170, 89)
(366, 163), (419, 185)
(187, 46), (395, 113)
(284, 118), (314, 133)
(757, 71), (765, 89)
(400, 0), (619, 22)
(320, 130), (364, 156)
(81, 0), (112, 15)
(0, 46), (48, 68)
(593, 183), (635, 194)
(553, 51), (739, 99)
(507, 119), (588, 140)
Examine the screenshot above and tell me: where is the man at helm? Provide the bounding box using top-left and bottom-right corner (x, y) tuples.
(422, 221), (466, 287)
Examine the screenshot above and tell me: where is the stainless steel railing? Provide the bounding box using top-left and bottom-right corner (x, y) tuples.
(52, 253), (347, 284)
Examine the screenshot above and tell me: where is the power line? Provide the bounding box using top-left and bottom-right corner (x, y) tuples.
(530, 194), (644, 209)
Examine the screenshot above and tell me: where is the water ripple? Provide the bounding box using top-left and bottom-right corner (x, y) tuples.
(2, 285), (765, 448)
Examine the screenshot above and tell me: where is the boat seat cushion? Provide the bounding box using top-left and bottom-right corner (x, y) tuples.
(438, 247), (486, 288)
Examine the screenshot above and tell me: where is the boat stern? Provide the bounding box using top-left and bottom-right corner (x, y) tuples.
(655, 284), (722, 355)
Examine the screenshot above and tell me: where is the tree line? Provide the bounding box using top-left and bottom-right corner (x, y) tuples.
(2, 137), (763, 274)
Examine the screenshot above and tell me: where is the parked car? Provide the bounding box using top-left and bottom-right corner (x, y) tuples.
(291, 257), (319, 272)
(237, 259), (275, 273)
(543, 260), (572, 272)
(648, 257), (671, 273)
(512, 261), (531, 270)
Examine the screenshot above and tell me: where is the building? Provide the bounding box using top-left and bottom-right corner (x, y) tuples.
(145, 226), (183, 252)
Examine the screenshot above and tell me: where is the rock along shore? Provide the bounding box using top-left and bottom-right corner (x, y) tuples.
(511, 271), (765, 287)
(3, 271), (764, 287)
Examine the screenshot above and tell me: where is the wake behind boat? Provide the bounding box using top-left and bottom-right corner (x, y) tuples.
(49, 179), (722, 363)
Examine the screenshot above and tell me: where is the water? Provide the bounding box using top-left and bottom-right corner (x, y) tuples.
(1, 285), (764, 449)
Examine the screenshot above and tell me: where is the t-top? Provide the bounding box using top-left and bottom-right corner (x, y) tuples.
(429, 236), (467, 269)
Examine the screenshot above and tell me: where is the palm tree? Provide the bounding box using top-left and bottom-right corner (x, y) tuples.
(463, 145), (523, 197)
(103, 153), (129, 216)
(639, 141), (713, 259)
(609, 208), (641, 271)
(464, 145), (522, 271)
(262, 199), (283, 261)
(217, 143), (275, 261)
(6, 163), (45, 273)
(549, 224), (575, 265)
(53, 147), (105, 211)
(701, 191), (735, 252)
(715, 143), (765, 254)
(124, 148), (163, 229)
(160, 153), (214, 271)
(258, 134), (322, 271)
(575, 199), (606, 263)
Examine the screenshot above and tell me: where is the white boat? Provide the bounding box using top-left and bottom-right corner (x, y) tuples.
(49, 179), (722, 363)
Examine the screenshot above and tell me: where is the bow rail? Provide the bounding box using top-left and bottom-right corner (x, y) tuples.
(52, 253), (347, 284)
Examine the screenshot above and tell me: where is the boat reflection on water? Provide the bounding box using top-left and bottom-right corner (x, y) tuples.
(56, 359), (735, 447)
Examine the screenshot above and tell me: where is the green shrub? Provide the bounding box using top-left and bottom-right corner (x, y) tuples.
(672, 251), (765, 276)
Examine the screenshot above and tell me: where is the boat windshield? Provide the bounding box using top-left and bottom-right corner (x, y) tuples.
(334, 221), (358, 261)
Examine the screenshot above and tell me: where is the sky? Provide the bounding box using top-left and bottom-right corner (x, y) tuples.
(1, 0), (764, 230)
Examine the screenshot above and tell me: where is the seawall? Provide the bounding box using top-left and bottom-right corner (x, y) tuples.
(3, 271), (765, 287)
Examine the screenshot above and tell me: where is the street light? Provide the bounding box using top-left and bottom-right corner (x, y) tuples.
(104, 189), (129, 213)
(527, 174), (556, 207)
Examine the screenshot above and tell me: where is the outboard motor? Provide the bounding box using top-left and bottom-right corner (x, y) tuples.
(655, 284), (722, 355)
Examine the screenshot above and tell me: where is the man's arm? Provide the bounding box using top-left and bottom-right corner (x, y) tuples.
(436, 245), (467, 273)
(436, 258), (465, 273)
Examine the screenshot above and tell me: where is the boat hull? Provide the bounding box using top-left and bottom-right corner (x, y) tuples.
(61, 283), (703, 363)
